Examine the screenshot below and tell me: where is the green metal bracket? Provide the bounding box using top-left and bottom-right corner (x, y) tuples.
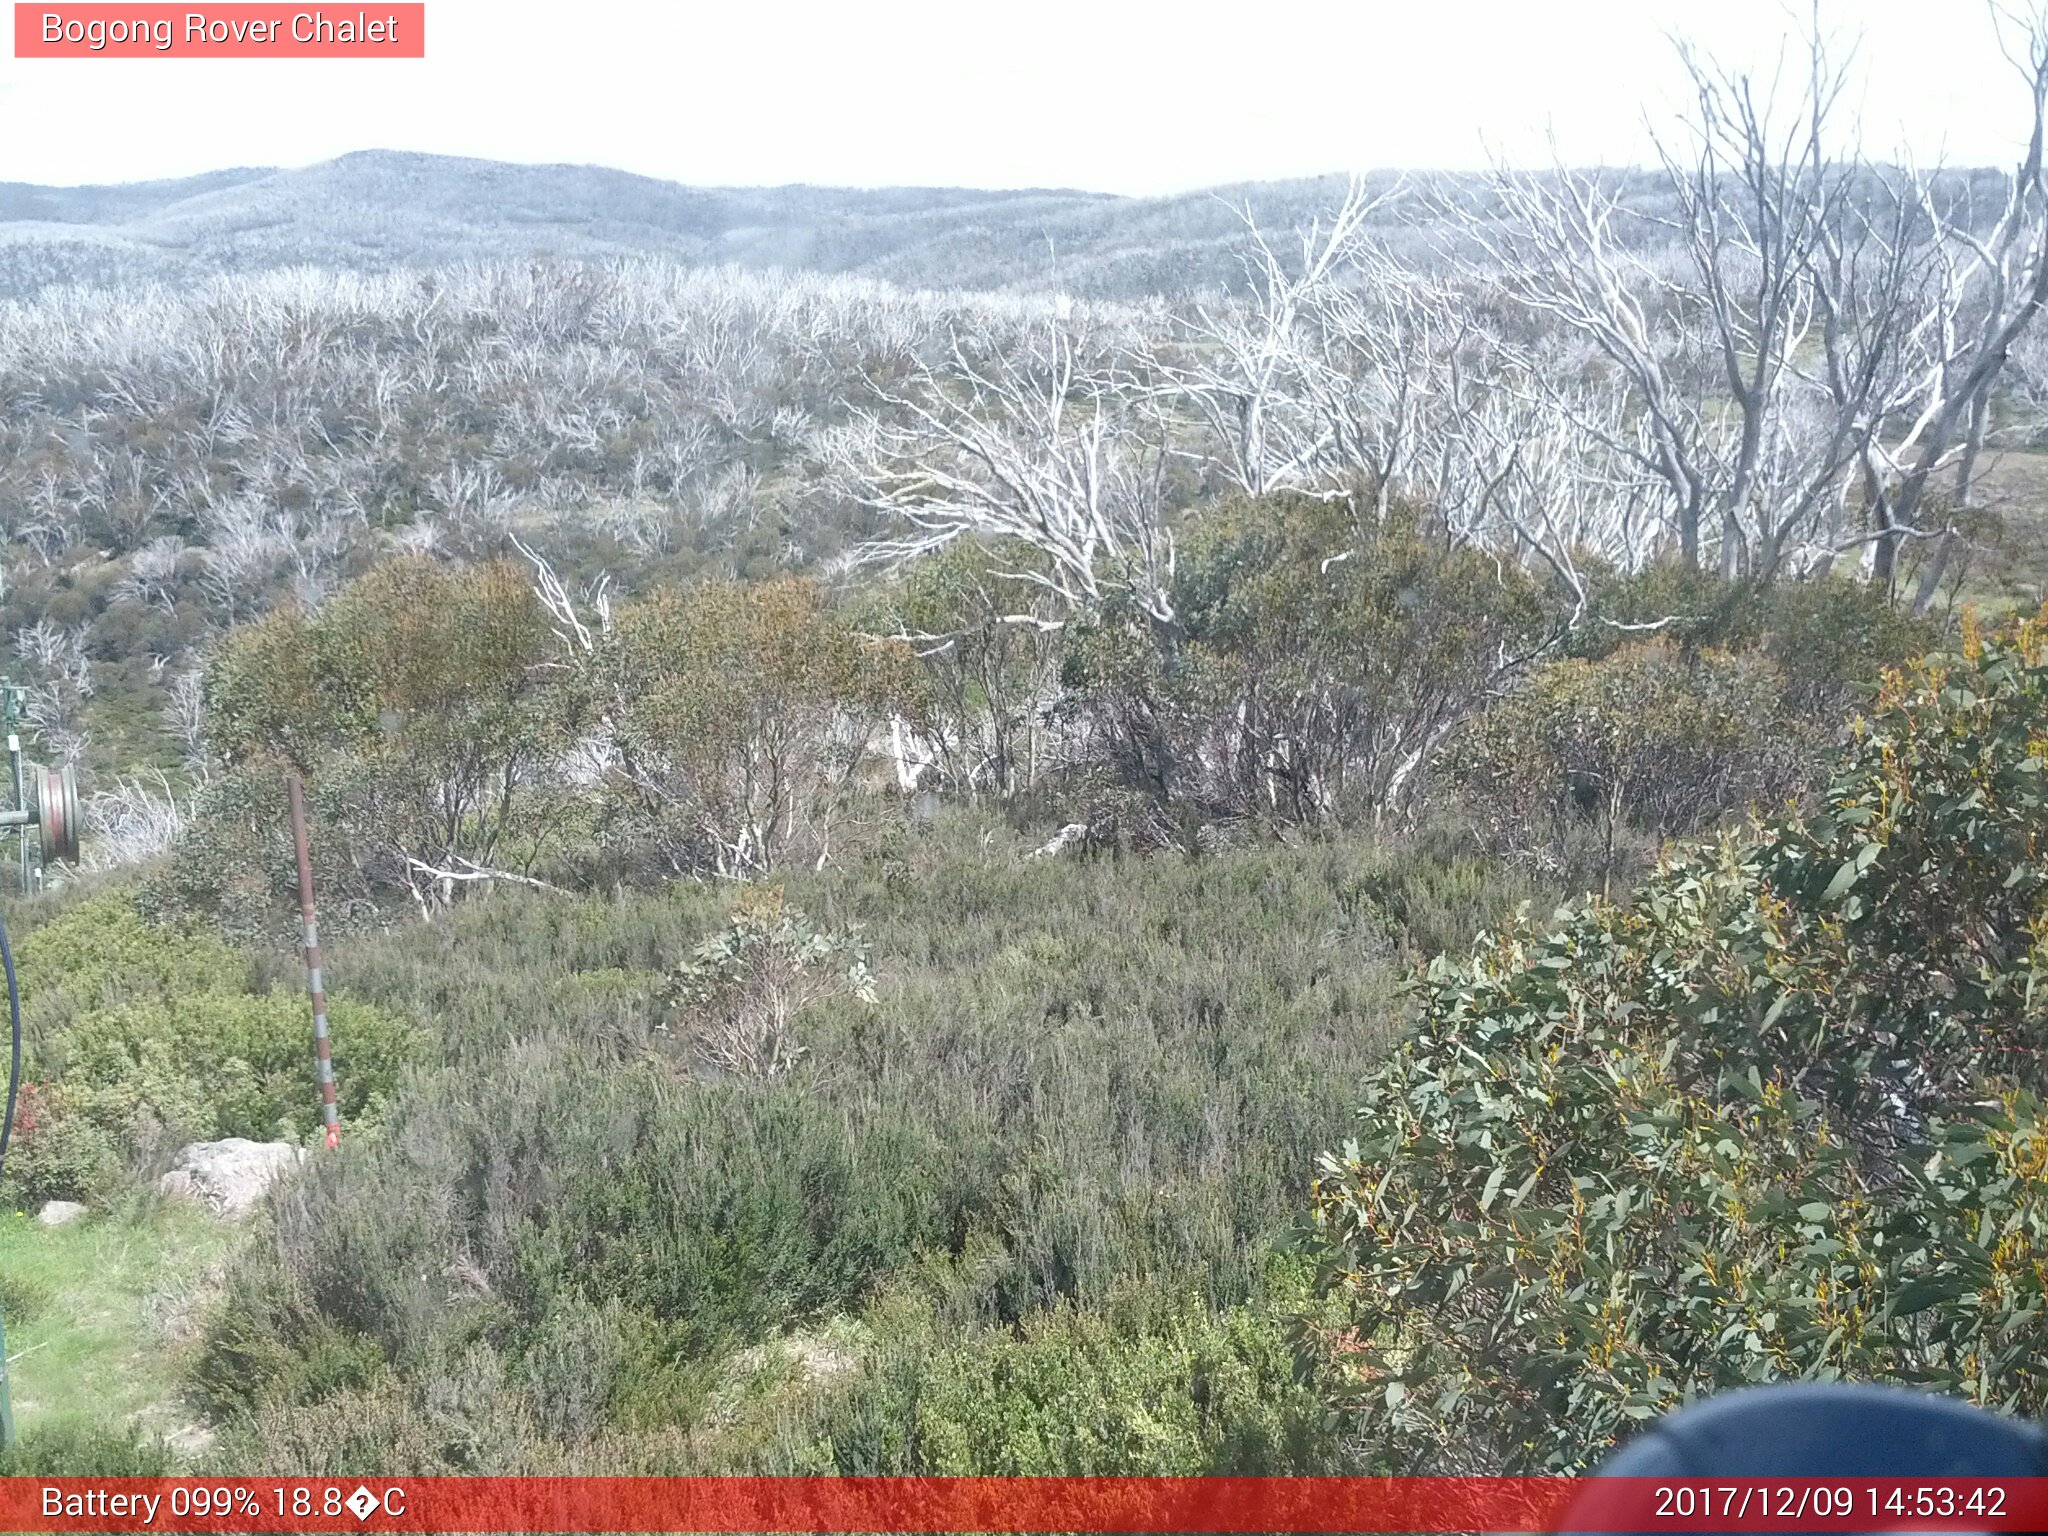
(0, 678), (79, 1449)
(5, 684), (25, 897)
(0, 682), (78, 897)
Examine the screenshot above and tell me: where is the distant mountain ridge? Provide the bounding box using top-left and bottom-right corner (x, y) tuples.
(0, 149), (1373, 299)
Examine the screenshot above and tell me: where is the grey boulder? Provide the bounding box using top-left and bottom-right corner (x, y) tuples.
(159, 1138), (305, 1218)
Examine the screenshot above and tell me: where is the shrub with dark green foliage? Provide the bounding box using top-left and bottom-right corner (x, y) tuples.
(3, 893), (419, 1203)
(596, 577), (924, 877)
(1061, 496), (1552, 823)
(657, 888), (876, 1079)
(138, 760), (379, 947)
(1754, 580), (1944, 716)
(1310, 612), (2048, 1474)
(189, 558), (583, 919)
(861, 542), (1065, 799)
(200, 1264), (1358, 1479)
(1453, 640), (1815, 891)
(0, 1423), (174, 1476)
(753, 1267), (1352, 1475)
(0, 1269), (50, 1323)
(188, 814), (1527, 1472)
(1573, 566), (1939, 718)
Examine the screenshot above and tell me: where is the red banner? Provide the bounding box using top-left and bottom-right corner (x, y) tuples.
(5, 1477), (2048, 1532)
(14, 5), (424, 57)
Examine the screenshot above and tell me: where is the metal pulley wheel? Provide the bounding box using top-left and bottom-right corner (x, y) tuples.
(36, 765), (78, 866)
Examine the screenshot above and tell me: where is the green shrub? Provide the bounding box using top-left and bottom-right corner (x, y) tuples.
(191, 558), (582, 920)
(138, 760), (435, 946)
(0, 1422), (174, 1476)
(201, 1268), (1355, 1478)
(1310, 612), (2048, 1474)
(20, 891), (239, 1011)
(196, 1354), (560, 1476)
(4, 1087), (123, 1204)
(189, 816), (1443, 1459)
(1061, 496), (1554, 823)
(1453, 641), (1814, 890)
(57, 990), (415, 1149)
(759, 1272), (1351, 1475)
(4, 893), (420, 1202)
(861, 542), (1065, 799)
(1572, 567), (1938, 718)
(598, 577), (924, 877)
(192, 1253), (394, 1419)
(1755, 579), (1941, 716)
(658, 889), (876, 1078)
(0, 1268), (51, 1323)
(196, 1038), (964, 1410)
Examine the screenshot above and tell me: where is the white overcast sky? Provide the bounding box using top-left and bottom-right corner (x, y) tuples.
(0, 0), (2031, 193)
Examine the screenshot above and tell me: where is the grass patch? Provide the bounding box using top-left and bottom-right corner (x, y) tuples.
(0, 1198), (242, 1453)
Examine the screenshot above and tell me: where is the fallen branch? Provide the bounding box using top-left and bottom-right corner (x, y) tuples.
(404, 856), (574, 898)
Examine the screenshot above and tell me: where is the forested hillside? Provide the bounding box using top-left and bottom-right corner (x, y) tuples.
(5, 15), (2048, 1481)
(9, 151), (1975, 301)
(0, 151), (1356, 299)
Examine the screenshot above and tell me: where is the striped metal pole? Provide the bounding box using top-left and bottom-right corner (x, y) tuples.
(288, 773), (340, 1150)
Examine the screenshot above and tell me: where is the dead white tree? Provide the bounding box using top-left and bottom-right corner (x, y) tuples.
(510, 532), (611, 661)
(1884, 7), (2048, 605)
(1164, 176), (1398, 500)
(1287, 245), (1461, 518)
(1436, 360), (1669, 603)
(843, 315), (1180, 629)
(1464, 7), (2048, 592)
(82, 771), (185, 870)
(164, 667), (209, 780)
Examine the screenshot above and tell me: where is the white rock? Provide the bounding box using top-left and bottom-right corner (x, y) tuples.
(1027, 822), (1091, 859)
(167, 1423), (217, 1458)
(35, 1199), (85, 1226)
(158, 1138), (305, 1218)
